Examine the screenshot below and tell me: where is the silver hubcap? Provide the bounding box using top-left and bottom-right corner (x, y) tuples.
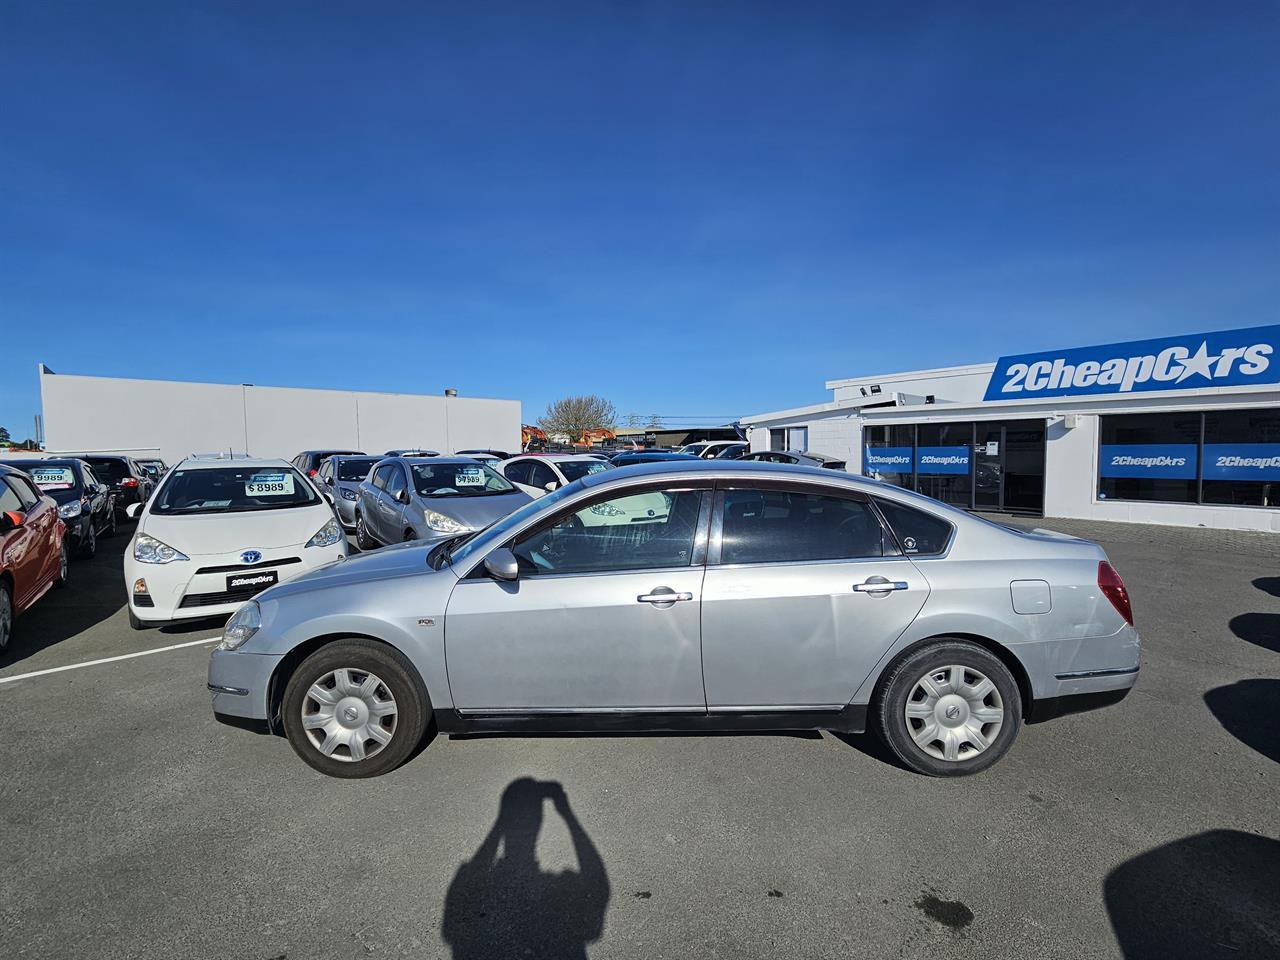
(301, 667), (397, 762)
(905, 664), (1004, 762)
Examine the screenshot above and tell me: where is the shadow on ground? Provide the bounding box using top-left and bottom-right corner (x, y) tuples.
(1105, 829), (1280, 959)
(442, 778), (609, 960)
(1252, 576), (1280, 598)
(1229, 613), (1280, 653)
(1204, 679), (1280, 764)
(1, 527), (129, 669)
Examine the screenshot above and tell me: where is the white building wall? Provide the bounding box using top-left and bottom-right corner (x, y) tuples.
(38, 368), (520, 466)
(829, 364), (995, 406)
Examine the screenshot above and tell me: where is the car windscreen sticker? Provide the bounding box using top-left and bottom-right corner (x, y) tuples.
(586, 462), (608, 474)
(30, 467), (75, 489)
(245, 472), (295, 496)
(455, 467), (485, 486)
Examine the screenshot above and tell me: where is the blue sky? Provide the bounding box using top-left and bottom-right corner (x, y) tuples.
(2, 1), (1276, 438)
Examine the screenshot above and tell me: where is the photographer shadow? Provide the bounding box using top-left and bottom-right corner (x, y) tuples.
(442, 778), (610, 960)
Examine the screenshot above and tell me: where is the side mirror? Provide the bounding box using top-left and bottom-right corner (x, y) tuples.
(324, 476), (334, 485)
(543, 481), (559, 492)
(0, 510), (23, 531)
(125, 503), (143, 519)
(483, 547), (519, 582)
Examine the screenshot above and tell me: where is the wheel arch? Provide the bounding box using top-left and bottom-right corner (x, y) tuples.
(867, 632), (1034, 720)
(265, 631), (434, 735)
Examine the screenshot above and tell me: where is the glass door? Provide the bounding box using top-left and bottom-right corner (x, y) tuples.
(974, 422), (1002, 510)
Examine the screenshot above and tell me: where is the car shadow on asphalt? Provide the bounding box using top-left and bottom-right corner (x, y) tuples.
(1252, 576), (1280, 598)
(1203, 679), (1280, 764)
(441, 778), (610, 960)
(0, 525), (130, 670)
(1104, 829), (1280, 959)
(1228, 612), (1280, 653)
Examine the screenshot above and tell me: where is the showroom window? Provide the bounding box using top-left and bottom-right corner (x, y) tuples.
(1098, 408), (1280, 508)
(915, 423), (973, 509)
(863, 425), (914, 490)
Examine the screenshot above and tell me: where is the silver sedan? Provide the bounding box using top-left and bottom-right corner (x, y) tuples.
(209, 461), (1139, 778)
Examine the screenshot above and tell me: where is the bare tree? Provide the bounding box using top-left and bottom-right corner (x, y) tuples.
(646, 414), (664, 429)
(539, 395), (617, 440)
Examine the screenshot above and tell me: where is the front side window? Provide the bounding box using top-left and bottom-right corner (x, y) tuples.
(1097, 413), (1200, 504)
(503, 460), (534, 485)
(512, 488), (704, 576)
(151, 466), (319, 515)
(412, 462), (514, 497)
(371, 465), (393, 490)
(874, 498), (953, 555)
(719, 488), (885, 564)
(528, 462), (559, 489)
(6, 476), (40, 509)
(384, 466), (407, 499)
(0, 479), (23, 513)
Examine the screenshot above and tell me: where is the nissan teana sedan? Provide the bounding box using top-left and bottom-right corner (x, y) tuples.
(209, 461), (1139, 779)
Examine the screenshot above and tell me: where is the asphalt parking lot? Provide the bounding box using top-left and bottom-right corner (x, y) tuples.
(1, 517), (1277, 960)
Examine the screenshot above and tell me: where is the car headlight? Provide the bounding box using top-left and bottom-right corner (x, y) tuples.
(422, 507), (469, 534)
(133, 533), (188, 564)
(340, 488), (359, 502)
(219, 601), (261, 651)
(58, 501), (83, 519)
(305, 517), (342, 548)
(589, 502), (625, 517)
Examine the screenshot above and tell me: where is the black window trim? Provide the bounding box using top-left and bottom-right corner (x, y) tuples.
(707, 478), (903, 567)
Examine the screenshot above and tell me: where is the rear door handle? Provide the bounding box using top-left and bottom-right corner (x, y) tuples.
(637, 589), (694, 604)
(853, 577), (909, 594)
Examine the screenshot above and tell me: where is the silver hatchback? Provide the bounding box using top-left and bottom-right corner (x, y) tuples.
(209, 461), (1139, 778)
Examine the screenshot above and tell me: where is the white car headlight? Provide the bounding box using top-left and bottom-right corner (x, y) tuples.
(422, 507), (469, 534)
(133, 533), (189, 564)
(589, 502), (625, 517)
(220, 601), (261, 651)
(305, 517), (342, 548)
(58, 501), (83, 519)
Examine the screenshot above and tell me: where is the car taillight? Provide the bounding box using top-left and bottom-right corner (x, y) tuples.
(121, 478), (138, 488)
(308, 469), (318, 477)
(1098, 561), (1133, 625)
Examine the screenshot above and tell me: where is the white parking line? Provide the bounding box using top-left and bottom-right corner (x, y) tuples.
(0, 636), (221, 685)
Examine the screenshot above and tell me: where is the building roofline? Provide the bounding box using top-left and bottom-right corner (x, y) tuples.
(824, 361), (996, 390)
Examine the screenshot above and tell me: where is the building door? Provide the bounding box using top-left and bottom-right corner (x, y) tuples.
(974, 422), (1003, 510)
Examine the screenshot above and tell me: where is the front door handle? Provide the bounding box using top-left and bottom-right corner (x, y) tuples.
(637, 588), (694, 605)
(853, 577), (909, 595)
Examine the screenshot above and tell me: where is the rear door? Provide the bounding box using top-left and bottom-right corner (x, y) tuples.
(700, 481), (928, 710)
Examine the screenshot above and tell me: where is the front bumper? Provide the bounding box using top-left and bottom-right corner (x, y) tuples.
(208, 647), (282, 721)
(126, 544), (346, 623)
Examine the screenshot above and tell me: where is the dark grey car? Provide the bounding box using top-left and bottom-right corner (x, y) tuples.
(355, 456), (532, 548)
(315, 455), (382, 530)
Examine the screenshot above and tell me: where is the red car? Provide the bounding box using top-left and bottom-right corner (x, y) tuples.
(0, 463), (68, 652)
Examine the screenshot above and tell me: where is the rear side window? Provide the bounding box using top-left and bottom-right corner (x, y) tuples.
(874, 498), (953, 555)
(719, 488), (886, 564)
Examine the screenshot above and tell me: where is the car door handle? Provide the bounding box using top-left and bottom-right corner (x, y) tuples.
(637, 589), (694, 604)
(853, 578), (909, 594)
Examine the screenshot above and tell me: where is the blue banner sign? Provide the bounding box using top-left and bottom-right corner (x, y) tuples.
(864, 446), (912, 473)
(983, 325), (1280, 401)
(916, 446), (971, 475)
(1098, 444), (1197, 479)
(1203, 444), (1280, 482)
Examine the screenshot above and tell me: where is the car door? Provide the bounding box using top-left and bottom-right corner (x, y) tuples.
(377, 463), (409, 542)
(700, 481), (929, 710)
(0, 477), (40, 606)
(361, 465), (391, 542)
(527, 460), (560, 493)
(444, 480), (712, 712)
(5, 475), (55, 597)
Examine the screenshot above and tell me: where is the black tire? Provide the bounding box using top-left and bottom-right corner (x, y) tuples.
(79, 522), (97, 559)
(355, 512), (376, 551)
(0, 581), (12, 652)
(874, 640), (1021, 777)
(103, 507), (117, 538)
(404, 528), (417, 542)
(53, 541), (69, 588)
(128, 608), (154, 631)
(281, 639), (430, 779)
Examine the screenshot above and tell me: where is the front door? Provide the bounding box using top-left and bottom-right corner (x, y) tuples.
(700, 484), (928, 710)
(444, 483), (710, 712)
(375, 464), (409, 542)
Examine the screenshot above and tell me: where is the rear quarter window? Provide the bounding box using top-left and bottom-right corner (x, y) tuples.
(874, 498), (954, 556)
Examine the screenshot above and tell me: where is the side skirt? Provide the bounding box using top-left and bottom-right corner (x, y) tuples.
(435, 704), (867, 737)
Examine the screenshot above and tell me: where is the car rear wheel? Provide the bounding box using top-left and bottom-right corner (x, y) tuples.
(0, 583), (12, 651)
(282, 639), (430, 778)
(874, 640), (1021, 777)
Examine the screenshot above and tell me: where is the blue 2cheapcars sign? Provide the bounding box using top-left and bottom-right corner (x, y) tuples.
(983, 325), (1280, 401)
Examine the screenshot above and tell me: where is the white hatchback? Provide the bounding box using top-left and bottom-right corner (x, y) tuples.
(124, 457), (347, 629)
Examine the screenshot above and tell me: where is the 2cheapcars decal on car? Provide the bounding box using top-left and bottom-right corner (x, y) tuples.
(982, 324), (1280, 401)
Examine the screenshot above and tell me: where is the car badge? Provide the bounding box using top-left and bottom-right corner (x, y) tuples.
(240, 550), (262, 564)
(945, 704), (961, 719)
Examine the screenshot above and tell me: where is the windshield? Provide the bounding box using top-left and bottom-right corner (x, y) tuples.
(152, 466), (319, 515)
(336, 457), (380, 482)
(557, 460), (612, 483)
(82, 457), (130, 481)
(14, 463), (79, 498)
(445, 480), (582, 568)
(412, 462), (515, 497)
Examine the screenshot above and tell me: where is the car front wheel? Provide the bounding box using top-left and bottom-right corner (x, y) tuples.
(355, 513), (376, 551)
(53, 541), (69, 588)
(874, 640), (1021, 777)
(0, 583), (12, 651)
(282, 639), (430, 778)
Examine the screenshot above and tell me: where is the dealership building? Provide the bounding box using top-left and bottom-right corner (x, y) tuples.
(742, 325), (1280, 533)
(34, 366), (521, 466)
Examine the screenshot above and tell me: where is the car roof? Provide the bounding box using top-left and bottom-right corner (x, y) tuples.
(174, 457), (294, 471)
(398, 456), (494, 465)
(577, 458), (864, 488)
(510, 453), (602, 462)
(4, 458), (85, 468)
